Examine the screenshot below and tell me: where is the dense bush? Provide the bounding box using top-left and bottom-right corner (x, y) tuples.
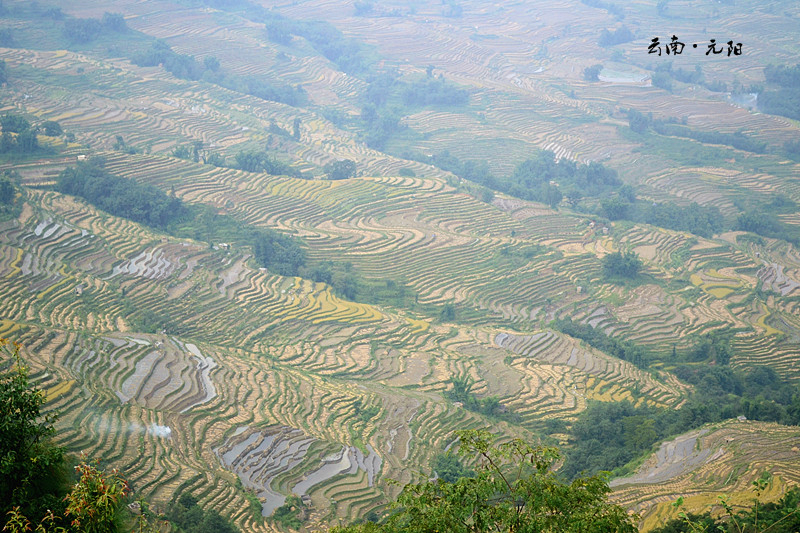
(324, 159), (357, 180)
(167, 494), (239, 533)
(444, 376), (517, 422)
(764, 63), (800, 87)
(0, 113), (30, 133)
(233, 150), (306, 178)
(598, 25), (634, 46)
(431, 452), (474, 483)
(1, 340), (68, 524)
(601, 250), (642, 279)
(0, 172), (14, 206)
(737, 206), (800, 245)
(257, 13), (373, 74)
(758, 88), (800, 121)
(402, 76), (469, 107)
(63, 18), (103, 44)
(584, 64), (603, 81)
(251, 228), (306, 277)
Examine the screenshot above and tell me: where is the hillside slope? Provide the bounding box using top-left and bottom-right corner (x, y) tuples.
(1, 0), (799, 530)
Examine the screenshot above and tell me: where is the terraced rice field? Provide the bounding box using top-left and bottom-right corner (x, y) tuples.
(611, 420), (800, 531)
(1, 0), (800, 529)
(4, 143), (799, 529)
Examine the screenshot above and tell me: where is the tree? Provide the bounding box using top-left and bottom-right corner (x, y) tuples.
(4, 460), (134, 533)
(432, 452), (475, 483)
(652, 71), (673, 92)
(566, 189), (583, 207)
(0, 339), (67, 522)
(627, 108), (649, 133)
(102, 12), (127, 32)
(203, 55), (220, 72)
(166, 493), (239, 533)
(0, 173), (14, 205)
(584, 64), (603, 81)
(56, 158), (187, 230)
(541, 183), (563, 208)
(618, 184), (636, 203)
(63, 18), (103, 45)
(600, 196), (630, 220)
(0, 28), (15, 47)
(172, 144), (193, 160)
(192, 140), (204, 163)
(1, 113), (31, 133)
(602, 250), (642, 279)
(324, 159), (357, 180)
(41, 120), (63, 137)
(440, 302), (456, 321)
(333, 430), (637, 533)
(599, 26), (634, 47)
(2, 339), (145, 533)
(16, 128), (39, 153)
(64, 461), (129, 533)
(251, 228), (307, 276)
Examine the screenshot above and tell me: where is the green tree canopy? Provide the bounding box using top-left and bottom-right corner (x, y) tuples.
(0, 172), (15, 205)
(324, 159), (357, 180)
(41, 120), (63, 136)
(1, 113), (31, 133)
(334, 430), (637, 533)
(602, 250), (642, 280)
(0, 339), (67, 523)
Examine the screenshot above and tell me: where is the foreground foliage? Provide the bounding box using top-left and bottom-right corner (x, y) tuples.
(334, 430), (637, 533)
(652, 476), (800, 533)
(0, 339), (68, 525)
(166, 493), (238, 533)
(0, 339), (146, 533)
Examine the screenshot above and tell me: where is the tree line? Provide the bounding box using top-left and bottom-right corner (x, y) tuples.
(56, 157), (187, 230)
(736, 195), (800, 246)
(0, 113), (64, 157)
(552, 316), (649, 369)
(406, 148), (619, 210)
(35, 9), (309, 108)
(52, 158), (416, 308)
(130, 40), (308, 107)
(360, 70), (469, 150)
(627, 108), (766, 154)
(560, 356), (800, 479)
(55, 158), (310, 280)
(760, 63), (800, 121)
(197, 0), (375, 75)
(61, 12), (128, 45)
